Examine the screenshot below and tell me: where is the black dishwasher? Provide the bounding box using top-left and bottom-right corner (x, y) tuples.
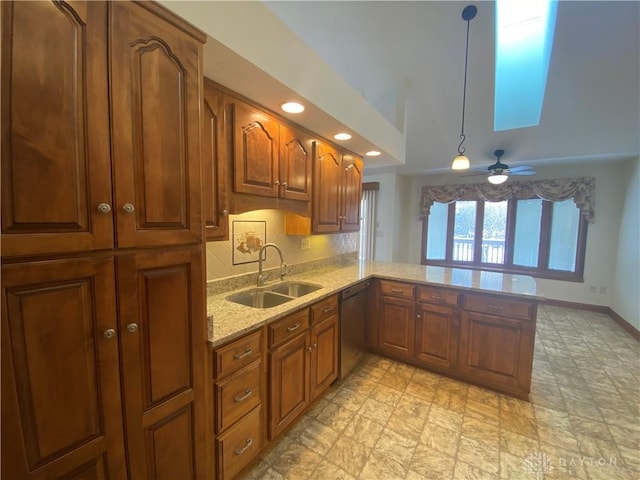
(339, 280), (370, 379)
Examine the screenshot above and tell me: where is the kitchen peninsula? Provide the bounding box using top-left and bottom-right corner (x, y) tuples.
(208, 260), (541, 478)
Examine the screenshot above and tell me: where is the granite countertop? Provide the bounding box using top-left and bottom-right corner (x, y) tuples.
(206, 260), (542, 348)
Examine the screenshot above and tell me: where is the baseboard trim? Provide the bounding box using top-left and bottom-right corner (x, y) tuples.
(606, 307), (640, 342)
(542, 299), (639, 342)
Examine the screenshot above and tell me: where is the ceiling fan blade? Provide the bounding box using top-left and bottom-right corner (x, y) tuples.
(510, 170), (536, 176)
(461, 172), (488, 177)
(508, 166), (534, 173)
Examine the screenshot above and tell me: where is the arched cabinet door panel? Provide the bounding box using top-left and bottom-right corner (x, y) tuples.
(312, 141), (342, 233)
(110, 1), (203, 248)
(1, 1), (113, 257)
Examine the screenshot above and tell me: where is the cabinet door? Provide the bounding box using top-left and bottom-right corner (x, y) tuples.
(269, 332), (310, 439)
(110, 2), (203, 248)
(415, 303), (459, 370)
(1, 257), (126, 479)
(340, 156), (363, 232)
(310, 314), (339, 400)
(459, 311), (534, 393)
(117, 247), (207, 480)
(279, 124), (312, 202)
(203, 82), (228, 241)
(232, 102), (279, 198)
(312, 141), (341, 233)
(378, 295), (415, 359)
(1, 1), (114, 257)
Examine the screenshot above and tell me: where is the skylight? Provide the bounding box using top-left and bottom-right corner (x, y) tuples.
(494, 0), (558, 131)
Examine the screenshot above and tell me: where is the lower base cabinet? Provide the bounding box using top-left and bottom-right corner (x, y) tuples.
(1, 247), (208, 479)
(373, 279), (537, 399)
(215, 405), (263, 480)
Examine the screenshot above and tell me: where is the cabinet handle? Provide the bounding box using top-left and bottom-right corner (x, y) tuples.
(487, 304), (504, 311)
(122, 203), (135, 213)
(97, 203), (112, 214)
(322, 306), (333, 313)
(103, 328), (116, 339)
(233, 389), (253, 403)
(126, 323), (138, 333)
(282, 182), (288, 187)
(234, 438), (253, 455)
(432, 295), (445, 301)
(233, 348), (253, 360)
(286, 323), (301, 332)
(391, 288), (403, 293)
(274, 180), (280, 186)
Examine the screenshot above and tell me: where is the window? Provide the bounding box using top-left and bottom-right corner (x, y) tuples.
(422, 197), (587, 281)
(359, 182), (379, 260)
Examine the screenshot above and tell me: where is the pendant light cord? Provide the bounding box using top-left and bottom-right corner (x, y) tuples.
(458, 15), (472, 156)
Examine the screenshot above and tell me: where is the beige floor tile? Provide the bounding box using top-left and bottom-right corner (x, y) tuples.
(411, 368), (443, 388)
(359, 449), (408, 480)
(410, 444), (455, 480)
(420, 421), (460, 457)
(315, 401), (356, 432)
(461, 415), (500, 448)
(369, 384), (403, 407)
(380, 370), (411, 392)
(405, 380), (437, 402)
(342, 413), (385, 449)
(374, 426), (418, 466)
(433, 388), (467, 413)
(501, 410), (539, 440)
(330, 386), (370, 413)
(499, 429), (540, 457)
(270, 443), (323, 479)
(358, 396), (395, 424)
(537, 422), (581, 452)
(308, 461), (355, 480)
(428, 403), (464, 431)
(453, 461), (498, 480)
(296, 418), (340, 456)
(569, 414), (615, 442)
(386, 410), (426, 440)
(324, 435), (371, 477)
(456, 436), (499, 475)
(464, 398), (501, 427)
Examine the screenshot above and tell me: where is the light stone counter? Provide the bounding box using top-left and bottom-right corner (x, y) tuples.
(207, 260), (542, 348)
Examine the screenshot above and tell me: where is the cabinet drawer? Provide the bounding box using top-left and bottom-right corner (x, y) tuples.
(216, 405), (263, 480)
(310, 294), (338, 324)
(214, 329), (263, 379)
(462, 293), (534, 320)
(269, 309), (310, 347)
(417, 286), (459, 307)
(215, 359), (263, 434)
(378, 280), (415, 299)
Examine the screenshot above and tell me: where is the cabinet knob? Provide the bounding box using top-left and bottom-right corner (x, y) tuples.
(126, 323), (138, 333)
(307, 346), (313, 352)
(97, 203), (112, 214)
(103, 328), (116, 339)
(274, 180), (280, 186)
(221, 209), (228, 216)
(416, 314), (422, 319)
(282, 182), (288, 187)
(123, 203), (135, 213)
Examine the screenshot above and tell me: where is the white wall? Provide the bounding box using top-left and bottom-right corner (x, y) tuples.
(394, 160), (633, 307)
(611, 157), (640, 329)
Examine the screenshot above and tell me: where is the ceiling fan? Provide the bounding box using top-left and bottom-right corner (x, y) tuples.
(464, 149), (536, 184)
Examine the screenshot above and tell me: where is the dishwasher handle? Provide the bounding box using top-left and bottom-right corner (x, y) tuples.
(341, 281), (370, 300)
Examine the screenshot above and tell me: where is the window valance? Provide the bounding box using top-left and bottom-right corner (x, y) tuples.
(420, 177), (596, 222)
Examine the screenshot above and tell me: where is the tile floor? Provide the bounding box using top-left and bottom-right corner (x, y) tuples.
(243, 306), (640, 480)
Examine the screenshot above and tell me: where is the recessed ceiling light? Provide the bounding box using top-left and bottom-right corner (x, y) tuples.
(281, 102), (304, 114)
(365, 150), (381, 157)
(334, 133), (352, 141)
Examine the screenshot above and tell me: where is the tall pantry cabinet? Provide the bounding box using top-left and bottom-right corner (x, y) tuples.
(1, 2), (210, 479)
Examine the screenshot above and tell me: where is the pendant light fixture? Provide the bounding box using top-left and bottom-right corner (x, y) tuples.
(451, 5), (477, 170)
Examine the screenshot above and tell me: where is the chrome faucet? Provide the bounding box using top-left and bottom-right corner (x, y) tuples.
(257, 243), (287, 286)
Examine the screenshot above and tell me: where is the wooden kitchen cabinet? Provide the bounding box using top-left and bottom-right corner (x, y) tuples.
(285, 142), (363, 235)
(459, 294), (536, 397)
(415, 303), (459, 371)
(1, 2), (210, 478)
(309, 295), (339, 400)
(269, 327), (311, 439)
(1, 257), (127, 479)
(279, 124), (313, 202)
(378, 294), (416, 359)
(203, 80), (229, 241)
(212, 329), (266, 479)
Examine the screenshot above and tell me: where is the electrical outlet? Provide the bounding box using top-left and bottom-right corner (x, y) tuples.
(300, 237), (311, 250)
(589, 286), (597, 293)
(599, 286), (608, 295)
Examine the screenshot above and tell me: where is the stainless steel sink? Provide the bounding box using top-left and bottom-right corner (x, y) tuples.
(268, 281), (322, 298)
(226, 281), (322, 308)
(226, 289), (293, 308)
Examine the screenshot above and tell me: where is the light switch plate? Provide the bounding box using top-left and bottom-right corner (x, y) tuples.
(300, 237), (311, 250)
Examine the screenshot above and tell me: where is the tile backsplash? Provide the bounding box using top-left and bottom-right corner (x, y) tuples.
(205, 209), (358, 281)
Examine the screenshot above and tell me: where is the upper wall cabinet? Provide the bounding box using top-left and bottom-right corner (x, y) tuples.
(203, 81), (229, 241)
(1, 0), (203, 258)
(231, 102), (312, 202)
(340, 154), (364, 232)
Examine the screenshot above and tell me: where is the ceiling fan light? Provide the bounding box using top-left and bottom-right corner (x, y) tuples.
(452, 155), (470, 170)
(488, 173), (508, 185)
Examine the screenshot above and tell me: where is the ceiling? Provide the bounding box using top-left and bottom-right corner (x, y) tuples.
(163, 1), (639, 176)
